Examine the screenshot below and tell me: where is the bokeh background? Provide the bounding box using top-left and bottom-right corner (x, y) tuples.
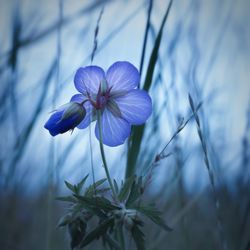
(0, 0), (249, 249)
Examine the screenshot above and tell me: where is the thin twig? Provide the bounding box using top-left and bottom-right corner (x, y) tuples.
(141, 102), (202, 196)
(158, 102), (202, 157)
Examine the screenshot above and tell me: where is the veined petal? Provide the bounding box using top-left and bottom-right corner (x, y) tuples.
(95, 108), (131, 147)
(70, 93), (85, 103)
(106, 61), (140, 91)
(70, 94), (94, 129)
(114, 89), (152, 125)
(74, 66), (105, 95)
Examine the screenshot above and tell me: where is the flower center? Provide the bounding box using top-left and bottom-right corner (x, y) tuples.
(96, 94), (109, 109)
(87, 79), (112, 110)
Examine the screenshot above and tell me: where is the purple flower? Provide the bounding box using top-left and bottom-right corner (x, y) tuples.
(44, 102), (86, 136)
(71, 61), (152, 147)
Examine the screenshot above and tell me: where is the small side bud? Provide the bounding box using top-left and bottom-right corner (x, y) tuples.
(60, 102), (86, 124)
(44, 102), (86, 136)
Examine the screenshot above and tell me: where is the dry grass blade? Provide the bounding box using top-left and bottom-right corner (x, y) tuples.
(126, 0), (173, 179)
(188, 94), (228, 250)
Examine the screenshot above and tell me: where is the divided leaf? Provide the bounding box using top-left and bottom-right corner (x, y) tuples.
(57, 214), (72, 227)
(136, 205), (172, 231)
(80, 218), (114, 248)
(76, 174), (89, 194)
(69, 218), (87, 249)
(126, 176), (143, 207)
(85, 178), (107, 196)
(131, 225), (145, 250)
(103, 234), (120, 250)
(64, 180), (76, 193)
(113, 179), (119, 194)
(75, 195), (120, 212)
(56, 196), (76, 203)
(118, 176), (135, 202)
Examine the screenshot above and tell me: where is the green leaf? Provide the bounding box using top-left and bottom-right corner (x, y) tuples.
(75, 195), (120, 212)
(103, 234), (120, 250)
(76, 174), (89, 194)
(56, 196), (76, 203)
(118, 176), (135, 202)
(64, 180), (76, 193)
(136, 205), (172, 231)
(80, 218), (114, 248)
(69, 218), (87, 249)
(126, 176), (143, 207)
(96, 187), (110, 194)
(113, 179), (119, 194)
(85, 178), (107, 196)
(131, 225), (145, 250)
(57, 214), (72, 227)
(126, 0), (173, 178)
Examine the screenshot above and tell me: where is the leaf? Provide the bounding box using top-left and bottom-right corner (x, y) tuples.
(114, 179), (119, 194)
(80, 218), (114, 248)
(69, 218), (87, 249)
(143, 1), (173, 92)
(57, 214), (72, 227)
(75, 195), (120, 212)
(118, 176), (135, 202)
(136, 205), (172, 231)
(113, 179), (119, 194)
(96, 187), (110, 194)
(126, 176), (143, 207)
(64, 180), (76, 193)
(103, 234), (120, 250)
(131, 225), (145, 250)
(76, 174), (89, 194)
(56, 196), (76, 203)
(85, 178), (107, 196)
(126, 0), (173, 178)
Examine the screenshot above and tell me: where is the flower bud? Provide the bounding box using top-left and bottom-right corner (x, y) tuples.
(44, 102), (86, 136)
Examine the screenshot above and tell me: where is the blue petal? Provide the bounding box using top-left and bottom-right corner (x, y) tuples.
(114, 89), (152, 125)
(74, 66), (105, 95)
(106, 61), (140, 91)
(44, 110), (64, 136)
(95, 108), (131, 147)
(70, 94), (94, 129)
(70, 94), (85, 103)
(77, 101), (94, 129)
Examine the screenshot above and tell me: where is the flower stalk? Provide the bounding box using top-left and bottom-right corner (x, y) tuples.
(97, 111), (117, 200)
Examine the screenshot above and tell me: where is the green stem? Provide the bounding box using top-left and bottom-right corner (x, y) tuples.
(97, 111), (117, 200)
(118, 226), (125, 250)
